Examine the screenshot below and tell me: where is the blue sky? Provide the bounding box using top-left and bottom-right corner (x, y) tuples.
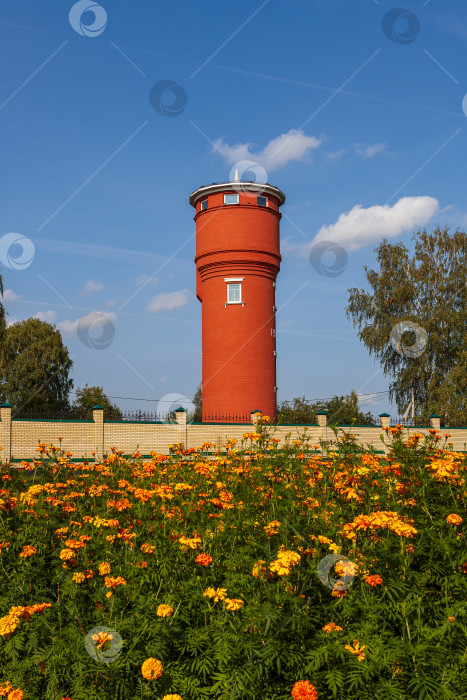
(0, 0), (465, 418)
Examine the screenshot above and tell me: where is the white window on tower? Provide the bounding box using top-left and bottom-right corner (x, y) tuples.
(227, 283), (241, 303)
(200, 199), (208, 210)
(224, 193), (239, 205)
(224, 277), (244, 305)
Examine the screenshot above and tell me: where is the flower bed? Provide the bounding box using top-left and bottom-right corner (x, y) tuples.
(0, 423), (466, 699)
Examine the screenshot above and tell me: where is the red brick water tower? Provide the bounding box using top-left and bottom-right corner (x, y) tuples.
(190, 177), (286, 421)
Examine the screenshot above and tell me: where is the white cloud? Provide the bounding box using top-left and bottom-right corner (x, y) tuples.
(355, 142), (386, 159)
(2, 289), (22, 302)
(136, 274), (158, 287)
(328, 142), (386, 161)
(58, 319), (78, 335)
(58, 311), (117, 336)
(82, 279), (105, 295)
(6, 316), (20, 327)
(35, 310), (57, 322)
(309, 196), (440, 253)
(213, 129), (322, 173)
(147, 290), (190, 313)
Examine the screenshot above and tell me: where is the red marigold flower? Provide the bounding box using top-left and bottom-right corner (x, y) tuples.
(291, 679), (318, 700)
(195, 553), (213, 566)
(365, 575), (383, 587)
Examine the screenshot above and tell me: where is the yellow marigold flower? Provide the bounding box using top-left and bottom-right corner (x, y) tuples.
(322, 622), (343, 633)
(157, 604), (173, 618)
(446, 514), (463, 526)
(203, 587), (227, 602)
(223, 598), (243, 611)
(141, 657), (163, 680)
(72, 572), (86, 583)
(178, 535), (202, 550)
(345, 639), (366, 662)
(162, 696), (183, 700)
(98, 562), (111, 575)
(291, 680), (318, 700)
(19, 545), (36, 558)
(0, 614), (20, 637)
(269, 559), (291, 576)
(59, 548), (75, 561)
(252, 560), (267, 578)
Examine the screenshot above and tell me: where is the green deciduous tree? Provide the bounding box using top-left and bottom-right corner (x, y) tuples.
(0, 318), (73, 415)
(346, 227), (466, 425)
(72, 384), (123, 420)
(193, 383), (202, 422)
(278, 390), (376, 425)
(0, 274), (5, 351)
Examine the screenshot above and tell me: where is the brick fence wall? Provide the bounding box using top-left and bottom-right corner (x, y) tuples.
(0, 405), (465, 462)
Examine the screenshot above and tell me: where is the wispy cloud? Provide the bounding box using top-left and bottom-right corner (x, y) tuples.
(147, 290), (190, 313)
(35, 310), (57, 322)
(214, 129), (322, 172)
(82, 279), (105, 295)
(2, 289), (22, 302)
(136, 274), (159, 287)
(328, 142), (386, 161)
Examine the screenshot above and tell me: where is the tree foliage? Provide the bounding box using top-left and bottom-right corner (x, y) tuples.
(346, 227), (466, 425)
(193, 383), (202, 422)
(0, 272), (5, 351)
(0, 318), (73, 415)
(71, 384), (123, 420)
(278, 390), (376, 425)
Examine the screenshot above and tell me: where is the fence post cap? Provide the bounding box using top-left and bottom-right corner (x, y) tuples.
(315, 410), (328, 415)
(92, 405), (104, 410)
(429, 413), (441, 418)
(379, 413), (390, 417)
(250, 409), (262, 414)
(0, 403), (12, 408)
(174, 406), (187, 412)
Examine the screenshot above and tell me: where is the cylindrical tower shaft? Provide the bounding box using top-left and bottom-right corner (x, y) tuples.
(190, 181), (285, 421)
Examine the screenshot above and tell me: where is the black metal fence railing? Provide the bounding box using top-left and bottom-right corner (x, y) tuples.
(121, 410), (165, 422)
(11, 407), (92, 420)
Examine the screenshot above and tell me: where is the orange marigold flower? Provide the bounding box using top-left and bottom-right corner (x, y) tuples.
(141, 657), (163, 680)
(19, 545), (36, 558)
(446, 514), (463, 526)
(195, 553), (213, 566)
(91, 631), (113, 649)
(365, 575), (383, 587)
(98, 562), (111, 575)
(104, 576), (126, 589)
(291, 679), (318, 700)
(141, 543), (156, 554)
(448, 616), (456, 622)
(322, 622), (343, 633)
(162, 695), (183, 700)
(7, 689), (24, 700)
(157, 604), (173, 617)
